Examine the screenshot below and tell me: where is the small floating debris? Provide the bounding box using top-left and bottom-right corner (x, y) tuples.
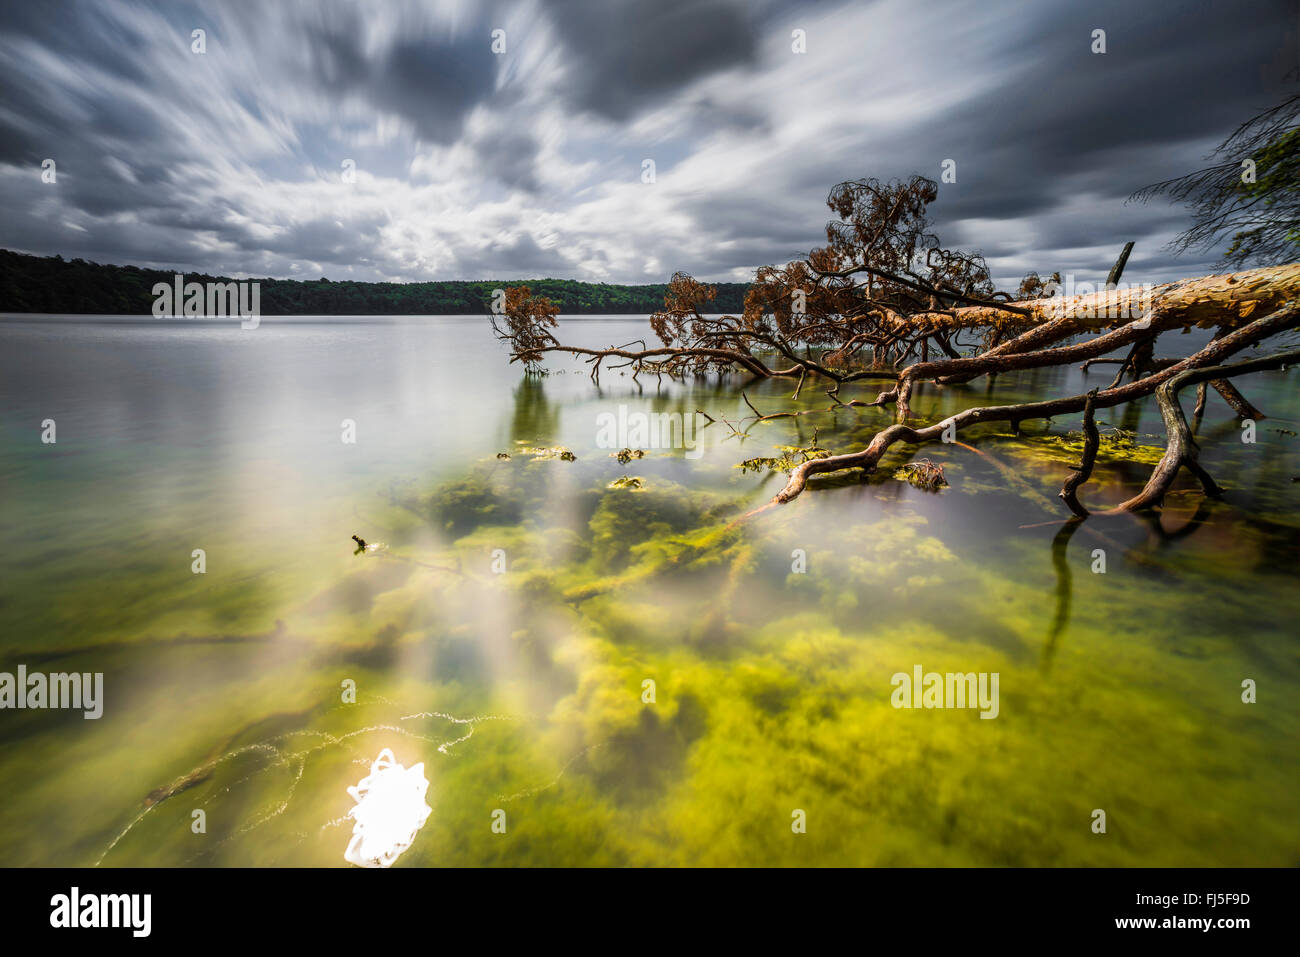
(496, 452), (512, 460)
(894, 459), (948, 491)
(521, 446), (576, 461)
(611, 448), (645, 464)
(351, 534), (388, 555)
(143, 767), (211, 807)
(343, 748), (432, 868)
(608, 475), (644, 490)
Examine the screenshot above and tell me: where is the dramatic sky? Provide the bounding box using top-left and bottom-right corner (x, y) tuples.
(0, 0), (1296, 288)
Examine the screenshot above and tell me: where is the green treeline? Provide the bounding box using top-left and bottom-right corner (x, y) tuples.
(0, 250), (751, 315)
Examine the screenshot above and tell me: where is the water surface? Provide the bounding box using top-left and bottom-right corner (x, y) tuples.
(1, 314), (1296, 866)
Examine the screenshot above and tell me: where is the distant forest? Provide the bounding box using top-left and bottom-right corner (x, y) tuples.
(0, 250), (750, 316)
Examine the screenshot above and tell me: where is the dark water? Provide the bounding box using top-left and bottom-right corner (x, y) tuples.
(0, 314), (1297, 866)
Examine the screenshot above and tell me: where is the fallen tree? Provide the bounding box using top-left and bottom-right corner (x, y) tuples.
(879, 263), (1300, 420)
(758, 302), (1299, 513)
(493, 174), (1300, 521)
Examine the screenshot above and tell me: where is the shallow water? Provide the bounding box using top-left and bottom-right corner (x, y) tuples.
(0, 314), (1296, 866)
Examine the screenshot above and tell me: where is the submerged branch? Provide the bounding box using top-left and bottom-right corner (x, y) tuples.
(1059, 389), (1100, 518)
(1103, 347), (1300, 512)
(753, 302), (1300, 514)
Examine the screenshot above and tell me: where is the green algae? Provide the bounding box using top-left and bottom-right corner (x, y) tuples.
(2, 334), (1298, 869)
(737, 442), (831, 474)
(9, 450), (1298, 868)
(1026, 425), (1168, 467)
(425, 474), (523, 537)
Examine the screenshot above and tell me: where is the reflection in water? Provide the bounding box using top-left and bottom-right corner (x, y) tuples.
(1132, 499), (1215, 545)
(1, 315), (1298, 867)
(1044, 519), (1082, 672)
(1045, 497), (1222, 671)
(508, 376), (559, 446)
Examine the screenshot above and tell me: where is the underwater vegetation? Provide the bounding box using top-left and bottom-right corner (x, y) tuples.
(1029, 426), (1169, 468)
(49, 416), (1295, 869)
(2, 317), (1297, 869)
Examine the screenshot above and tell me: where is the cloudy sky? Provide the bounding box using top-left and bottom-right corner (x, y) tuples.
(0, 0), (1296, 289)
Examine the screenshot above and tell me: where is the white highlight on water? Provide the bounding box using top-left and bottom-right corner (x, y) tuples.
(95, 707), (522, 866)
(343, 748), (432, 868)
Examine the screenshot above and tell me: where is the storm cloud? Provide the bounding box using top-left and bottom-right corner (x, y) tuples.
(0, 0), (1295, 288)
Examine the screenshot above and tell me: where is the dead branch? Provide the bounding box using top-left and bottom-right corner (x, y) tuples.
(1059, 388), (1100, 518)
(1103, 348), (1300, 512)
(756, 302), (1299, 512)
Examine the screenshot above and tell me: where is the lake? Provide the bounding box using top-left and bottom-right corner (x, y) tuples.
(0, 314), (1297, 866)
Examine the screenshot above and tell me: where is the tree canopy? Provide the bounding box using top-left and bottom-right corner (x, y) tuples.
(1132, 92), (1300, 267)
